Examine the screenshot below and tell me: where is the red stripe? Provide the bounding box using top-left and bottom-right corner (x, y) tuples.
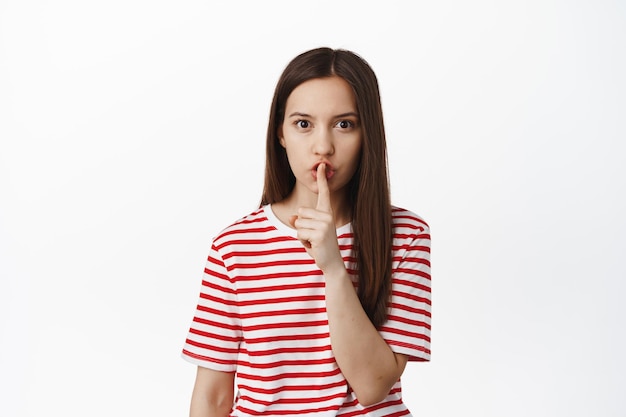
(393, 277), (431, 292)
(200, 293), (327, 309)
(243, 319), (328, 332)
(237, 368), (342, 382)
(218, 226), (277, 239)
(237, 294), (325, 307)
(236, 403), (342, 416)
(338, 387), (403, 413)
(188, 327), (240, 342)
(341, 396), (405, 417)
(199, 292), (237, 307)
(393, 243), (431, 253)
(227, 258), (315, 270)
(387, 313), (431, 330)
(394, 255), (431, 267)
(236, 356), (337, 369)
(200, 278), (236, 294)
(238, 379), (347, 395)
(185, 338), (239, 354)
(240, 306), (326, 319)
(234, 269), (323, 282)
(182, 349), (236, 366)
(380, 325), (431, 342)
(390, 302), (431, 318)
(215, 236), (295, 250)
(196, 304), (238, 319)
(394, 222), (425, 232)
(246, 343), (332, 357)
(237, 281), (324, 294)
(392, 289), (431, 305)
(388, 340), (431, 356)
(238, 391), (346, 406)
(222, 247), (305, 259)
(394, 232), (431, 241)
(198, 304), (326, 320)
(395, 268), (431, 281)
(245, 332), (329, 344)
(206, 252), (226, 266)
(192, 315), (240, 331)
(392, 210), (429, 226)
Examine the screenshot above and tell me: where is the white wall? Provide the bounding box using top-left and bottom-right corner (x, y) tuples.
(1, 1), (624, 416)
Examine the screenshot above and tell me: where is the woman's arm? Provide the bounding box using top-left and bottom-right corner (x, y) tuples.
(324, 269), (408, 406)
(292, 164), (408, 406)
(189, 366), (235, 417)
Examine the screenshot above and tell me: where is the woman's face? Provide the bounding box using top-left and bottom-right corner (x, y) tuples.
(279, 76), (362, 199)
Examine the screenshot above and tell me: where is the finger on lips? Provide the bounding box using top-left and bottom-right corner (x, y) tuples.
(291, 163), (333, 250)
(316, 163), (331, 212)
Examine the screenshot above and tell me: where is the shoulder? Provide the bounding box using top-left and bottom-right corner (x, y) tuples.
(212, 206), (273, 246)
(391, 206), (430, 236)
(391, 206), (431, 259)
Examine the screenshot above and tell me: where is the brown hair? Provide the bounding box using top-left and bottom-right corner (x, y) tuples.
(260, 47), (392, 328)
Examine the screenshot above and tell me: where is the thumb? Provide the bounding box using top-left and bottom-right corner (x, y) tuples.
(289, 214), (298, 228)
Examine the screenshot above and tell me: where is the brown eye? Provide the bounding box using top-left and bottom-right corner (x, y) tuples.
(337, 120), (353, 129)
(297, 120), (310, 128)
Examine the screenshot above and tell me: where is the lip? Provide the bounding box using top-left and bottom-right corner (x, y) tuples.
(312, 161), (335, 180)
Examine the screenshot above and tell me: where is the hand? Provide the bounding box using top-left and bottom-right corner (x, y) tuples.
(289, 163), (346, 274)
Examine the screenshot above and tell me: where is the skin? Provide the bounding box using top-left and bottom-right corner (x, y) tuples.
(274, 76), (363, 227)
(189, 367), (234, 417)
(190, 76), (407, 413)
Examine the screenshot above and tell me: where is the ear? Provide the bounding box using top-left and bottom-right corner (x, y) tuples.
(277, 126), (285, 148)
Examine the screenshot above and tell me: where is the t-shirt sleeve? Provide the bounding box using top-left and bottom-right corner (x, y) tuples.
(380, 223), (432, 361)
(181, 243), (241, 372)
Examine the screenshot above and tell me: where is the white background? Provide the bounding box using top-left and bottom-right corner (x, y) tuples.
(1, 1), (625, 416)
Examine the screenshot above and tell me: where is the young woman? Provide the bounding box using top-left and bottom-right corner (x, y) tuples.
(182, 47), (431, 416)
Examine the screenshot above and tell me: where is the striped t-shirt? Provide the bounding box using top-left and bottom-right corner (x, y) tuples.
(182, 204), (431, 416)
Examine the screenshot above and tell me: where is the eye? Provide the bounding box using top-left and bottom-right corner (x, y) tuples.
(336, 120), (354, 129)
(296, 120), (310, 129)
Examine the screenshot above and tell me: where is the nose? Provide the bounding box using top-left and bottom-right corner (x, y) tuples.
(312, 128), (334, 155)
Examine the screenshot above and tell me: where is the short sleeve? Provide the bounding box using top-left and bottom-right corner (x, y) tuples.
(381, 223), (432, 361)
(181, 243), (242, 372)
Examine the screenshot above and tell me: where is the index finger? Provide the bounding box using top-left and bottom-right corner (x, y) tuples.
(316, 163), (331, 212)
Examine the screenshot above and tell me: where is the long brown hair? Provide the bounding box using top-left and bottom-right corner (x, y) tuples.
(260, 47), (393, 328)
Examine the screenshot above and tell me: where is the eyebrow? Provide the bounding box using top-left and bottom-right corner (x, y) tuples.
(287, 111), (359, 119)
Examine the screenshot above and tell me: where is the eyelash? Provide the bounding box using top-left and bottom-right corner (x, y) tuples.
(295, 120), (310, 129)
(293, 120), (355, 129)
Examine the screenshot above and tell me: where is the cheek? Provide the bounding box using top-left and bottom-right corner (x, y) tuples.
(344, 141), (363, 164)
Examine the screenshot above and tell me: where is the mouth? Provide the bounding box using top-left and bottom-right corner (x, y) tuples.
(312, 162), (335, 180)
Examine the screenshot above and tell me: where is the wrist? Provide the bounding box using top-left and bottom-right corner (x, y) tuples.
(321, 258), (348, 279)
(322, 266), (354, 291)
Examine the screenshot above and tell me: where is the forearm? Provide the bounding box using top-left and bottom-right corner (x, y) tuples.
(190, 395), (232, 417)
(189, 367), (234, 417)
(324, 269), (406, 406)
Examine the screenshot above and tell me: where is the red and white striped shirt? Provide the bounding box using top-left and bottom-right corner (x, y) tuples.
(182, 204), (431, 416)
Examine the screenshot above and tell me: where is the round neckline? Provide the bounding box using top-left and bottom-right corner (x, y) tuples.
(264, 204), (352, 238)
